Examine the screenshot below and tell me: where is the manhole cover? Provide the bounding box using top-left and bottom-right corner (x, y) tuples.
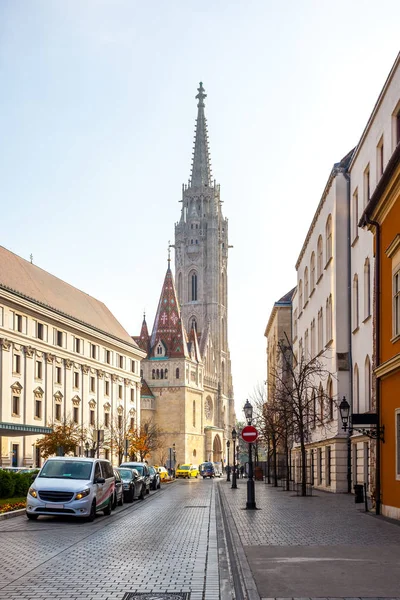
(123, 595), (190, 600)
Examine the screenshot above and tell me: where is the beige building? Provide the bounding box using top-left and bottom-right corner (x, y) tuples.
(135, 83), (236, 468)
(0, 246), (145, 467)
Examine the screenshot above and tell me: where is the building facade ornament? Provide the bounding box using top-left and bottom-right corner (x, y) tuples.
(0, 338), (11, 351)
(124, 378), (131, 386)
(103, 402), (111, 411)
(117, 405), (124, 415)
(97, 369), (105, 378)
(11, 381), (23, 395)
(24, 345), (35, 358)
(72, 395), (81, 406)
(89, 399), (96, 409)
(46, 353), (55, 363)
(82, 365), (90, 375)
(111, 374), (118, 383)
(65, 359), (73, 369)
(33, 386), (44, 399)
(54, 391), (63, 403)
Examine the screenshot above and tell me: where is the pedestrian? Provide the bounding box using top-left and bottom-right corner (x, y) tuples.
(240, 465), (244, 478)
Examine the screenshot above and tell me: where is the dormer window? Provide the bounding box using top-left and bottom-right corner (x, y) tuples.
(155, 341), (166, 357)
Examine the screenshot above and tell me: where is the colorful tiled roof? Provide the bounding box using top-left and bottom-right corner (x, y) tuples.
(149, 266), (188, 358)
(140, 378), (154, 398)
(133, 315), (150, 354)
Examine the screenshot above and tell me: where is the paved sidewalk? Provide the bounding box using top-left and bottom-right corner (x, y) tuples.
(219, 478), (400, 600)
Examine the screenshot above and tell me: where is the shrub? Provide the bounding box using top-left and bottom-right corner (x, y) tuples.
(0, 471), (15, 498)
(12, 473), (32, 497)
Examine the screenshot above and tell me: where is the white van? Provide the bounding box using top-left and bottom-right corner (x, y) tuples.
(26, 457), (115, 521)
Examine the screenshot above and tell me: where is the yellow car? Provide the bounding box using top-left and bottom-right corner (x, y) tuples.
(154, 466), (169, 481)
(176, 464), (199, 479)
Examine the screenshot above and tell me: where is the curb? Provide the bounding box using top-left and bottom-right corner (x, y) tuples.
(0, 508), (26, 521)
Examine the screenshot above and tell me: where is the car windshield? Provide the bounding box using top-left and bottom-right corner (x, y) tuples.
(179, 466), (190, 470)
(119, 469), (134, 479)
(131, 465), (143, 474)
(149, 467), (155, 474)
(39, 460), (92, 480)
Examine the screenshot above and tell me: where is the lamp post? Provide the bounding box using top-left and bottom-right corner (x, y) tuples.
(173, 443), (176, 478)
(226, 440), (231, 482)
(243, 399), (256, 509)
(231, 428), (238, 489)
(85, 441), (90, 458)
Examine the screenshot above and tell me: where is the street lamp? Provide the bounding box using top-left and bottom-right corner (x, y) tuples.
(339, 395), (384, 441)
(231, 428), (237, 489)
(85, 441), (90, 458)
(173, 443), (176, 478)
(243, 399), (256, 510)
(226, 440), (231, 482)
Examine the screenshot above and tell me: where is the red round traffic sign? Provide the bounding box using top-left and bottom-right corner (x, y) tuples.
(241, 425), (258, 443)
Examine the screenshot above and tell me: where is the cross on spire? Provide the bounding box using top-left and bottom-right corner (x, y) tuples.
(196, 82), (207, 107)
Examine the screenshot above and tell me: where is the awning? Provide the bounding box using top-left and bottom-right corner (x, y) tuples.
(0, 422), (53, 436)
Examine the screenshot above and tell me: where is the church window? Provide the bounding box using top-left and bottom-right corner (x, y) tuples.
(164, 369), (168, 379)
(195, 239), (198, 244)
(191, 317), (197, 331)
(196, 224), (198, 229)
(317, 235), (323, 279)
(190, 272), (198, 302)
(176, 368), (180, 379)
(191, 224), (193, 229)
(156, 369), (160, 379)
(161, 369), (164, 380)
(152, 369), (155, 379)
(140, 369), (143, 378)
(191, 239), (193, 245)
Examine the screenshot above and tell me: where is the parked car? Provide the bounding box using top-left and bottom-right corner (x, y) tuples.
(149, 466), (161, 490)
(119, 462), (151, 494)
(112, 468), (124, 509)
(118, 467), (145, 502)
(176, 464), (199, 479)
(155, 466), (169, 481)
(200, 462), (216, 478)
(213, 463), (223, 478)
(26, 457), (115, 521)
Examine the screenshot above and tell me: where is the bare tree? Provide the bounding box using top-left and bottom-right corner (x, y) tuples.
(110, 413), (133, 465)
(82, 420), (110, 458)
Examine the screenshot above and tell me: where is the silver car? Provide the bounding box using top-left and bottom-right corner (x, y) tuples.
(26, 457), (115, 521)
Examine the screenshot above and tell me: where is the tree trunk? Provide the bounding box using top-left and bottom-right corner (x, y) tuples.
(272, 437), (278, 487)
(285, 442), (290, 491)
(301, 441), (307, 497)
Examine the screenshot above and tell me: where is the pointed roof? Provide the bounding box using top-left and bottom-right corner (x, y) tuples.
(132, 314), (150, 354)
(188, 324), (201, 363)
(150, 265), (188, 358)
(140, 378), (154, 398)
(190, 82), (212, 188)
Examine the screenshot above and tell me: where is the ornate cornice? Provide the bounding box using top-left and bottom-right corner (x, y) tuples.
(65, 359), (73, 369)
(24, 345), (35, 358)
(97, 369), (105, 378)
(89, 399), (96, 409)
(34, 386), (44, 399)
(54, 391), (63, 403)
(0, 338), (11, 351)
(82, 364), (90, 375)
(46, 353), (55, 363)
(72, 395), (81, 405)
(11, 381), (23, 394)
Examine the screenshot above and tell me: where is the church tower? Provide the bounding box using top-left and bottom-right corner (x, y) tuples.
(174, 83), (234, 424)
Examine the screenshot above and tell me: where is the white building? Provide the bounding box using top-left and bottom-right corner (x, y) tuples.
(349, 52), (400, 497)
(0, 246), (145, 467)
(292, 151), (353, 492)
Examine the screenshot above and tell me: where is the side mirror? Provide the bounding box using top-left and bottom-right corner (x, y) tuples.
(95, 477), (105, 484)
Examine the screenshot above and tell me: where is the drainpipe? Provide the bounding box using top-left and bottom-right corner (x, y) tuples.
(362, 214), (381, 516)
(344, 171), (353, 494)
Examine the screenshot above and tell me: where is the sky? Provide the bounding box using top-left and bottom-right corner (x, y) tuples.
(0, 1), (399, 416)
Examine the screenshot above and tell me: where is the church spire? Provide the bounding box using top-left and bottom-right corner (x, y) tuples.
(190, 82), (212, 188)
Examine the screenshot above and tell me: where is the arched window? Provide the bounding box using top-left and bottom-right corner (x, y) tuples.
(299, 280), (303, 311)
(176, 368), (180, 379)
(312, 390), (316, 427)
(189, 271), (198, 302)
(317, 235), (323, 279)
(365, 355), (371, 411)
(354, 364), (359, 412)
(325, 214), (332, 263)
(353, 274), (359, 330)
(190, 317), (197, 331)
(326, 294), (332, 342)
(156, 369), (160, 379)
(152, 369), (155, 379)
(304, 267), (309, 304)
(164, 368), (168, 380)
(193, 400), (196, 427)
(319, 384), (324, 422)
(310, 252), (316, 291)
(160, 369), (164, 380)
(327, 378), (334, 420)
(364, 258), (371, 319)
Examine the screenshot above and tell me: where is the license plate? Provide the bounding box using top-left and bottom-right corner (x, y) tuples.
(46, 503), (64, 509)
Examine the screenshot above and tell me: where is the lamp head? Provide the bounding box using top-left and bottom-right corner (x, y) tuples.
(226, 440), (230, 448)
(231, 427), (237, 441)
(339, 396), (350, 431)
(243, 399), (253, 423)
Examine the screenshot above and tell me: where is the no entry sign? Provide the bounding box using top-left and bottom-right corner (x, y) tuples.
(241, 425), (258, 444)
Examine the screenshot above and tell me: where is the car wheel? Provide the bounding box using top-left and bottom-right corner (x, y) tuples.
(139, 485), (145, 500)
(26, 513), (38, 520)
(157, 481), (161, 489)
(118, 493), (124, 506)
(87, 500), (96, 522)
(103, 497), (112, 516)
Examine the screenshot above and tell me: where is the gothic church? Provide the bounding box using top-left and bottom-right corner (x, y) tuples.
(134, 83), (235, 468)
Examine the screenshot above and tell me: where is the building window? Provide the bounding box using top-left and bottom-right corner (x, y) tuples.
(363, 165), (370, 207)
(365, 355), (371, 411)
(75, 337), (82, 354)
(325, 214), (332, 263)
(118, 385), (123, 400)
(298, 280), (303, 311)
(90, 409), (95, 426)
(36, 361), (43, 380)
(304, 329), (309, 358)
(377, 136), (384, 178)
(176, 368), (180, 379)
(104, 411), (110, 428)
(394, 269), (400, 337)
(312, 392), (316, 428)
(317, 308), (323, 352)
(55, 403), (61, 421)
(119, 355), (124, 369)
(364, 258), (371, 319)
(293, 309), (298, 339)
(91, 344), (97, 359)
(13, 354), (21, 374)
(73, 406), (79, 424)
(326, 294), (332, 343)
(118, 414), (123, 429)
(304, 268), (309, 304)
(317, 235), (323, 280)
(353, 364), (359, 412)
(130, 417), (135, 431)
(105, 380), (110, 396)
(74, 372), (80, 389)
(131, 360), (136, 373)
(130, 388), (135, 403)
(90, 377), (95, 393)
(190, 272), (198, 302)
(310, 318), (315, 358)
(326, 446), (331, 486)
(12, 395), (20, 416)
(310, 252), (315, 291)
(15, 314), (23, 333)
(105, 349), (111, 364)
(37, 322), (44, 340)
(318, 448), (323, 484)
(327, 378), (334, 420)
(352, 190), (359, 242)
(56, 366), (62, 385)
(35, 399), (42, 419)
(353, 274), (359, 330)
